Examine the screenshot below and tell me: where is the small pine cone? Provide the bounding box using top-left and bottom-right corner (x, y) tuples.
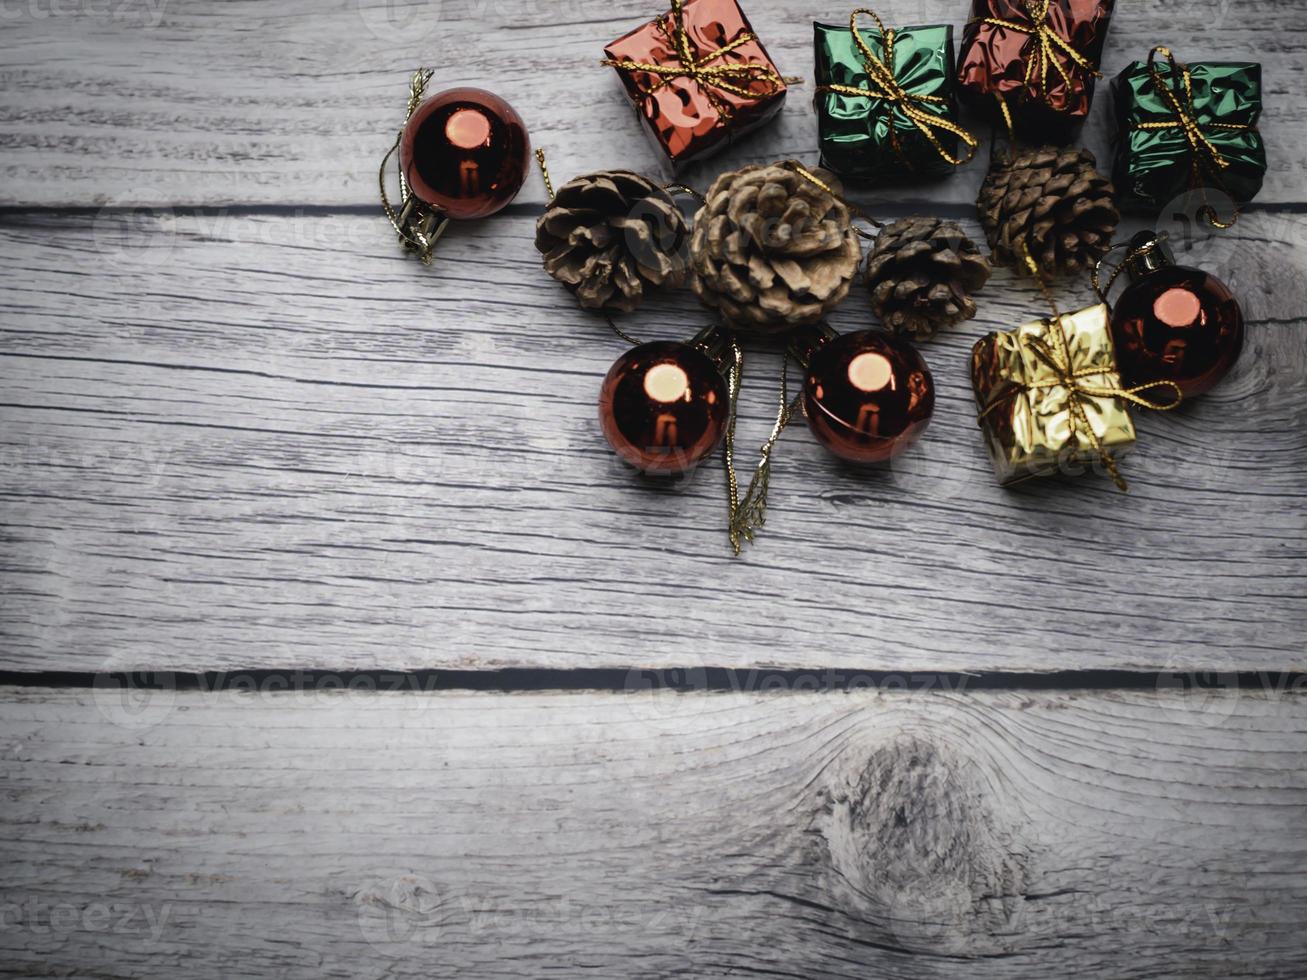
(864, 217), (992, 340)
(690, 161), (862, 334)
(536, 171), (688, 313)
(977, 145), (1120, 278)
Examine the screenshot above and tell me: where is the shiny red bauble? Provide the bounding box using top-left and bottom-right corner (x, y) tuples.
(1110, 258), (1244, 400)
(599, 341), (730, 475)
(399, 87), (530, 220)
(802, 329), (934, 463)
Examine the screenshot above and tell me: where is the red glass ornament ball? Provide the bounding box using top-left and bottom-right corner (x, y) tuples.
(803, 330), (934, 464)
(1110, 265), (1244, 399)
(599, 342), (729, 475)
(399, 87), (530, 220)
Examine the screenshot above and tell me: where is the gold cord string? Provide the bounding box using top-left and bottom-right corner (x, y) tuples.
(534, 148), (554, 200)
(994, 91), (1017, 143)
(1135, 46), (1250, 229)
(974, 0), (1101, 135)
(784, 161), (883, 237)
(601, 0), (789, 121)
(379, 68), (439, 258)
(983, 245), (1183, 491)
(1090, 233), (1167, 307)
(602, 314), (643, 347)
(663, 182), (707, 206)
(815, 8), (978, 167)
(723, 345), (802, 554)
(722, 338), (745, 545)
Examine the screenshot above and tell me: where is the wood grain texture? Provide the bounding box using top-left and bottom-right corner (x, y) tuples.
(2, 206), (1305, 672)
(0, 0), (1302, 208)
(0, 684), (1304, 978)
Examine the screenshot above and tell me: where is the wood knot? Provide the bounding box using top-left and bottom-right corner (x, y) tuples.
(820, 736), (1029, 956)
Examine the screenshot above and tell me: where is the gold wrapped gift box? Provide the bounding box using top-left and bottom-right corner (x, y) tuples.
(971, 303), (1137, 487)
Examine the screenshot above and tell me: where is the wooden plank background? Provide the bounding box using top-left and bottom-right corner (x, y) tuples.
(0, 0), (1304, 208)
(1, 0), (1306, 975)
(1, 0), (1305, 671)
(2, 684), (1305, 978)
(2, 208), (1306, 672)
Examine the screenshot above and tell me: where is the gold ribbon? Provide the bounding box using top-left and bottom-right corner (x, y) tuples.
(722, 341), (802, 554)
(1135, 46), (1252, 229)
(601, 0), (787, 118)
(815, 8), (978, 167)
(379, 68), (443, 263)
(980, 248), (1183, 491)
(784, 160), (882, 238)
(975, 0), (1100, 135)
(1091, 233), (1162, 307)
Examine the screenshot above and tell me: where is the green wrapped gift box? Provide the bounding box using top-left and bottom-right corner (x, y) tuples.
(1112, 49), (1266, 213)
(814, 14), (972, 181)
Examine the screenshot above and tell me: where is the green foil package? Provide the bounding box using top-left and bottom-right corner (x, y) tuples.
(1112, 54), (1266, 213)
(814, 19), (963, 180)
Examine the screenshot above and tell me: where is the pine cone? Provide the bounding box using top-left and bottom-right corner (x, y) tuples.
(690, 162), (862, 334)
(864, 217), (992, 340)
(536, 171), (688, 313)
(977, 146), (1120, 278)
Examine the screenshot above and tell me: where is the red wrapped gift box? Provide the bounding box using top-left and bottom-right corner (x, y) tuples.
(957, 0), (1114, 141)
(604, 0), (788, 168)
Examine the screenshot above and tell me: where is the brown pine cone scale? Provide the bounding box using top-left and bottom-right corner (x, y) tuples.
(690, 162), (862, 334)
(864, 216), (992, 340)
(977, 146), (1120, 278)
(536, 171), (688, 313)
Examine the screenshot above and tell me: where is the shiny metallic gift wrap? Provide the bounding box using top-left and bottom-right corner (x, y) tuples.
(814, 20), (963, 180)
(957, 0), (1113, 142)
(1112, 56), (1265, 213)
(971, 303), (1136, 486)
(604, 0), (788, 169)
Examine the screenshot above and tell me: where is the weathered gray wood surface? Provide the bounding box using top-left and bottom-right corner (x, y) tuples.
(1, 0), (1305, 672)
(3, 207), (1305, 672)
(1, 2), (1305, 975)
(0, 684), (1304, 978)
(0, 0), (1302, 208)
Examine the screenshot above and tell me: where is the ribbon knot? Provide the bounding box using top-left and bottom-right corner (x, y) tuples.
(1135, 46), (1254, 228)
(980, 312), (1183, 491)
(601, 0), (786, 116)
(816, 8), (978, 167)
(977, 0), (1100, 133)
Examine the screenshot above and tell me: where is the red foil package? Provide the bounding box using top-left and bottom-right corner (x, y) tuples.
(604, 0), (788, 168)
(957, 0), (1114, 141)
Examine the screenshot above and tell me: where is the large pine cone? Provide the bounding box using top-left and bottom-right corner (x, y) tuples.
(536, 171), (688, 313)
(977, 146), (1119, 278)
(690, 162), (862, 333)
(865, 217), (992, 340)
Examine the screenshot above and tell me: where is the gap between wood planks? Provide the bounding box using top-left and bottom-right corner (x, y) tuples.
(1, 667), (1303, 694)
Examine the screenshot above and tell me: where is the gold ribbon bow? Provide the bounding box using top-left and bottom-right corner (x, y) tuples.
(1135, 45), (1253, 228)
(977, 0), (1101, 135)
(815, 8), (978, 167)
(980, 249), (1183, 491)
(601, 0), (787, 118)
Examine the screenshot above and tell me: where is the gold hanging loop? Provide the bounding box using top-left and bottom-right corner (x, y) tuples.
(723, 347), (802, 554)
(379, 68), (450, 264)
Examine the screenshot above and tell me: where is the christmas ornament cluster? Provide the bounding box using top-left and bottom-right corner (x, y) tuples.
(378, 0), (1267, 552)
